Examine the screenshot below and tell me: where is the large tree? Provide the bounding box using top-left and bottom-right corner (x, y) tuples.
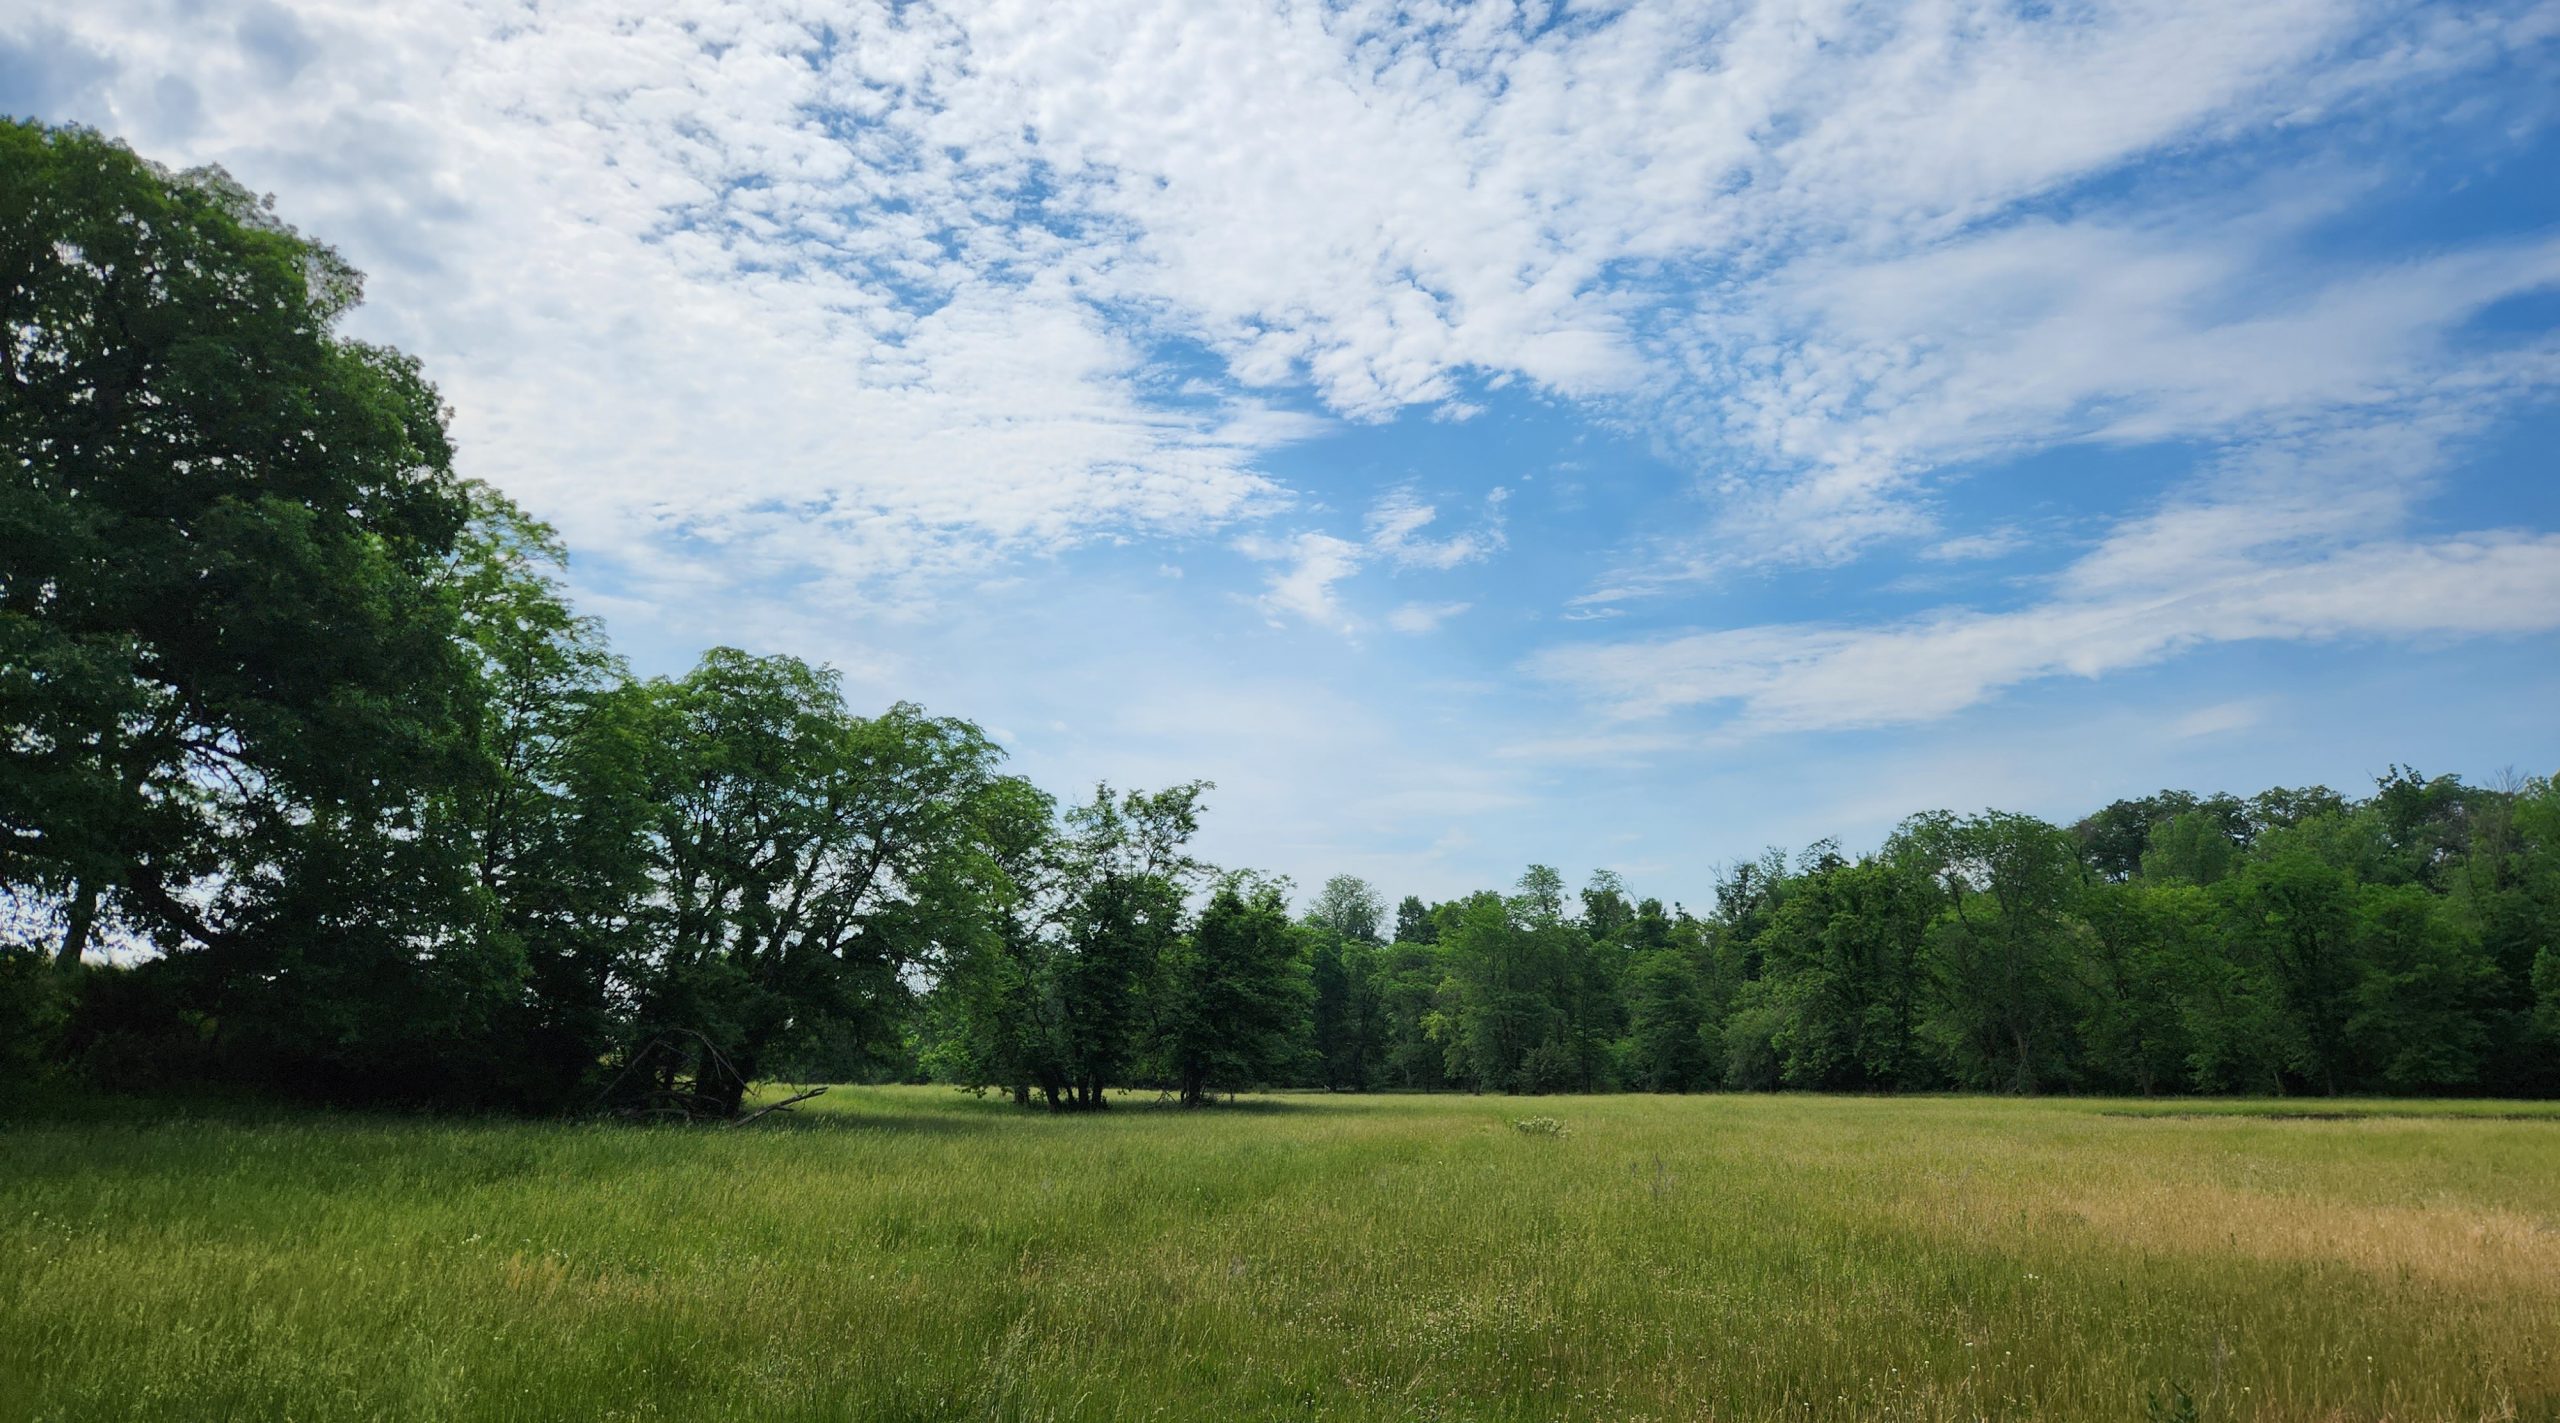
(1307, 873), (1384, 943)
(1154, 874), (1307, 1105)
(440, 487), (652, 1107)
(2, 121), (477, 960)
(0, 123), (528, 1102)
(618, 650), (1005, 1116)
(1895, 811), (2087, 1093)
(1747, 856), (1938, 1091)
(1050, 781), (1209, 1109)
(916, 775), (1066, 1106)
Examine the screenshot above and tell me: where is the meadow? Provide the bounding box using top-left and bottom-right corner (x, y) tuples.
(4, 1090), (2556, 1422)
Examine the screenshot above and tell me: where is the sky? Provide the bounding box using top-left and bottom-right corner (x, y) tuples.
(8, 0), (2559, 910)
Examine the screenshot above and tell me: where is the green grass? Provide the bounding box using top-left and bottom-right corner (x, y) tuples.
(5, 1090), (2556, 1421)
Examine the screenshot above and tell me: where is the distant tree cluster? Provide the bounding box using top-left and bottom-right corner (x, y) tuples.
(1232, 778), (2560, 1101)
(8, 122), (2557, 1112)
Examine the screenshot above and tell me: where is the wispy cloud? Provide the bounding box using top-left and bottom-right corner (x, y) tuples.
(1243, 489), (1505, 631)
(1387, 601), (1473, 636)
(1236, 531), (1368, 632)
(1667, 221), (2560, 575)
(1367, 489), (1508, 572)
(1533, 417), (2560, 732)
(1922, 528), (2034, 564)
(1536, 530), (2560, 731)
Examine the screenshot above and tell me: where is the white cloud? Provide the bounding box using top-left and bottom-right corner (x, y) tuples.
(2172, 700), (2269, 740)
(1538, 530), (2560, 731)
(1922, 527), (2034, 564)
(1237, 531), (1368, 631)
(1533, 418), (2560, 735)
(1244, 488), (1504, 631)
(1365, 489), (1507, 572)
(1671, 220), (2560, 573)
(1493, 731), (1691, 765)
(1386, 601), (1472, 635)
(16, 0), (2541, 613)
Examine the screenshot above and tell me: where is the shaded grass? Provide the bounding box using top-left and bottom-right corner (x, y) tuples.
(4, 1090), (2555, 1421)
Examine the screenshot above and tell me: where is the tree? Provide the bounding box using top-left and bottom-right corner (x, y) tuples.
(1429, 868), (1602, 1094)
(2371, 766), (2476, 889)
(440, 486), (651, 1107)
(2076, 793), (2192, 883)
(1621, 937), (1709, 1091)
(618, 650), (1004, 1117)
(2219, 850), (2362, 1094)
(2073, 879), (2206, 1096)
(1371, 937), (1451, 1090)
(0, 122), (525, 1103)
(2535, 947), (2560, 1059)
(2246, 785), (2346, 839)
(1515, 865), (1567, 926)
(1431, 891), (1539, 1091)
(1308, 874), (1384, 943)
(1305, 927), (1384, 1090)
(1895, 811), (2085, 1092)
(1154, 874), (1307, 1105)
(1050, 782), (1209, 1109)
(2494, 776), (2560, 1093)
(1393, 894), (1439, 945)
(2140, 811), (2238, 886)
(2346, 884), (2496, 1091)
(1749, 856), (1938, 1091)
(1579, 869), (1634, 942)
(917, 776), (1065, 1106)
(2, 121), (478, 954)
(1302, 874), (1387, 1090)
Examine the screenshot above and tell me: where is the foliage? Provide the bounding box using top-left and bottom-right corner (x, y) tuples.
(2, 121), (495, 1101)
(1152, 873), (1308, 1105)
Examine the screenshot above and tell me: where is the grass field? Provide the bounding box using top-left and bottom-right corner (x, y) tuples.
(4, 1089), (2556, 1422)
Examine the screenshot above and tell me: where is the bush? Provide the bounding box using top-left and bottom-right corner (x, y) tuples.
(0, 948), (67, 1078)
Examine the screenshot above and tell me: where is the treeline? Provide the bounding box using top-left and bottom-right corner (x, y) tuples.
(1200, 775), (2560, 1101)
(7, 122), (2557, 1115)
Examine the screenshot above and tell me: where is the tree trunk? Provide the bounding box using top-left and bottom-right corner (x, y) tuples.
(54, 880), (100, 971)
(716, 1053), (755, 1118)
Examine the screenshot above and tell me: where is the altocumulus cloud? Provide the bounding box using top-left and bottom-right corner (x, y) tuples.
(15, 1), (2547, 602)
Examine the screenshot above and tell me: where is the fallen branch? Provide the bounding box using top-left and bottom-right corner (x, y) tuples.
(731, 1085), (829, 1127)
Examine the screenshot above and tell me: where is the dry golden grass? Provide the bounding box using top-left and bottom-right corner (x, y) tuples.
(2048, 1178), (2560, 1294)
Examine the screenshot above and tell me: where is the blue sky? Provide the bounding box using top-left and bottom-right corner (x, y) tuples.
(8, 0), (2558, 907)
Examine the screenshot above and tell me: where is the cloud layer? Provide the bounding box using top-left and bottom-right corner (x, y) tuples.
(8, 0), (2557, 893)
(23, 1), (2552, 604)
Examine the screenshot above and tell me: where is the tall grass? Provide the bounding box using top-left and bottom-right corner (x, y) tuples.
(5, 1089), (2555, 1421)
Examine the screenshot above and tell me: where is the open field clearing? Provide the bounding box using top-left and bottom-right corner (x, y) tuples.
(5, 1091), (2557, 1422)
